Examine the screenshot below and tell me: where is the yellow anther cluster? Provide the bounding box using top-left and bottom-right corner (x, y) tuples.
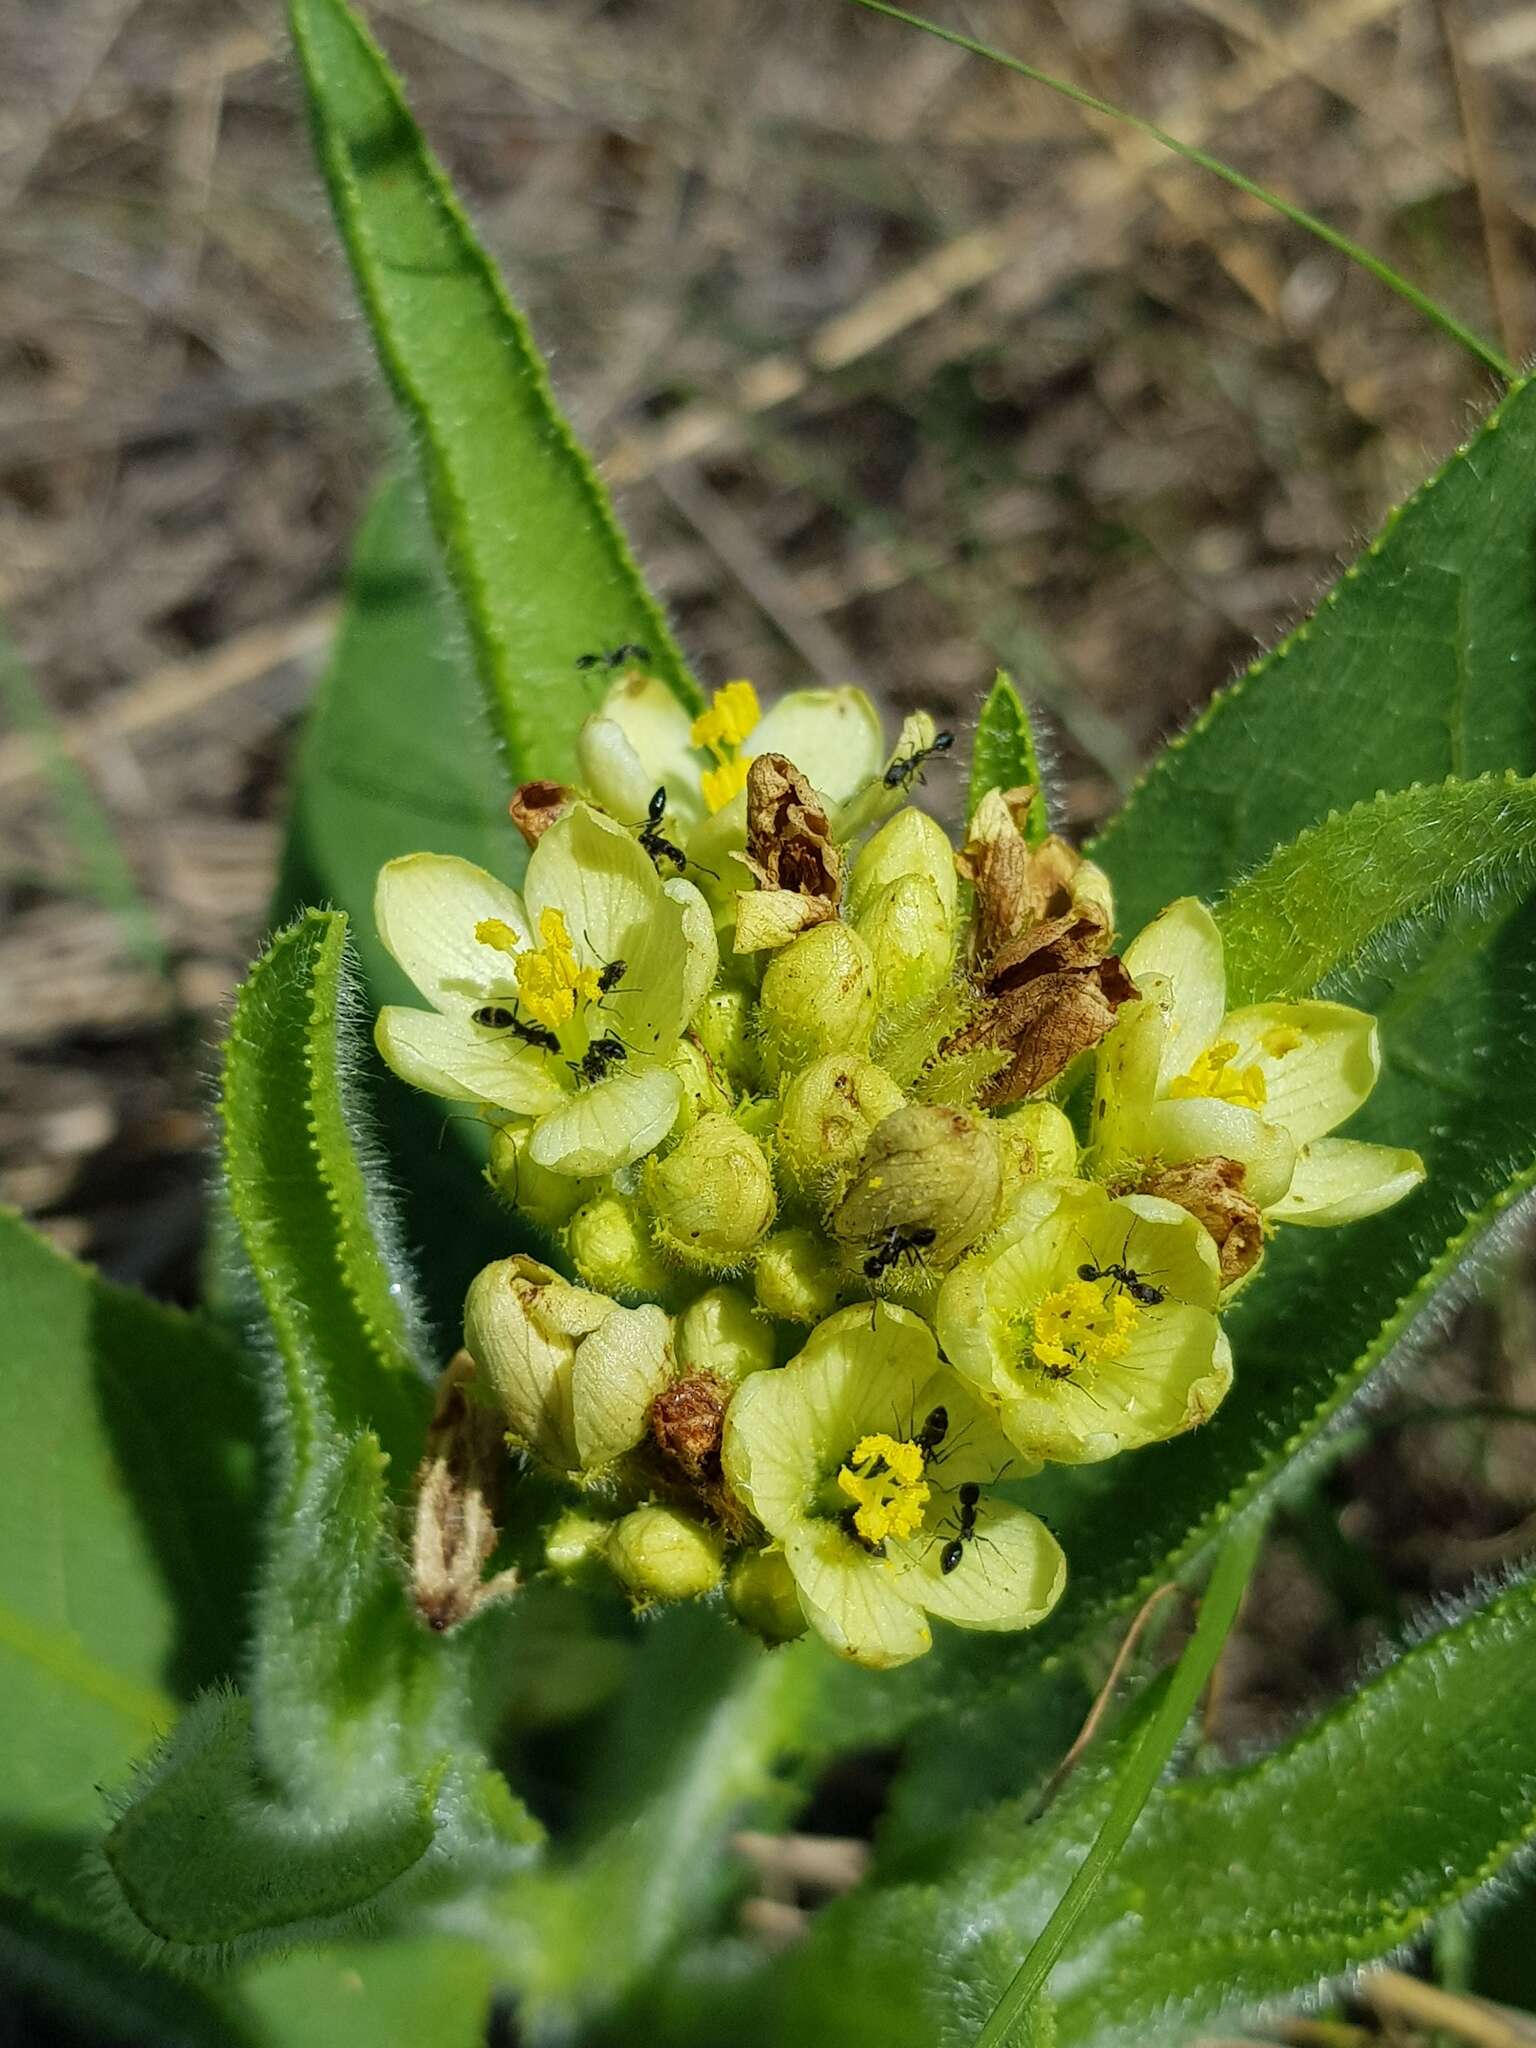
(475, 917), (522, 955)
(690, 680), (760, 814)
(514, 907), (601, 1032)
(837, 1431), (930, 1547)
(1168, 1039), (1268, 1109)
(1028, 1279), (1141, 1377)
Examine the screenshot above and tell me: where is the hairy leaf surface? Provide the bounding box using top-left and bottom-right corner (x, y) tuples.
(289, 0), (699, 782)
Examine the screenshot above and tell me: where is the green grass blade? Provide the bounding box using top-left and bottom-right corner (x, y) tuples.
(288, 0), (701, 782)
(845, 0), (1512, 383)
(0, 627), (167, 976)
(973, 1522), (1264, 2048)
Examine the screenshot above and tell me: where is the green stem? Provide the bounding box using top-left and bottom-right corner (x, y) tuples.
(973, 1514), (1267, 2048)
(845, 0), (1515, 386)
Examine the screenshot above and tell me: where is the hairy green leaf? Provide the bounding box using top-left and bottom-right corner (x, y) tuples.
(0, 1211), (259, 1929)
(288, 0), (699, 782)
(136, 908), (544, 1967)
(100, 1691), (440, 1968)
(620, 1569), (1536, 2047)
(1093, 376), (1536, 934)
(273, 480), (521, 1333)
(220, 907), (431, 1492)
(968, 670), (1049, 838)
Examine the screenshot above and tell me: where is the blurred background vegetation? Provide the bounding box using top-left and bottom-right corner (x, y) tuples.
(4, 1), (1536, 2038)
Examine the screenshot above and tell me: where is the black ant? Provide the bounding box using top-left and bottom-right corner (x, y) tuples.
(634, 786), (690, 874)
(567, 1034), (628, 1086)
(940, 1482), (982, 1574)
(914, 1406), (948, 1460)
(863, 1223), (937, 1282)
(1076, 1230), (1167, 1307)
(596, 958), (626, 996)
(883, 729), (954, 791)
(470, 1005), (560, 1054)
(576, 643), (651, 672)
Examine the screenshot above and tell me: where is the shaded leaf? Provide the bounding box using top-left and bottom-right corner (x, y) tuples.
(0, 1210), (259, 1927)
(618, 1568), (1536, 2047)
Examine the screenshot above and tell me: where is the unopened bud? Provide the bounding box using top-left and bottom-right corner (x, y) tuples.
(644, 1113), (776, 1270)
(833, 1105), (1002, 1270)
(607, 1504), (724, 1603)
(777, 1054), (906, 1208)
(854, 874), (954, 1009)
(676, 1284), (775, 1386)
(693, 984), (763, 1094)
(848, 805), (958, 924)
(463, 1256), (609, 1470)
(754, 1226), (844, 1324)
(545, 1506), (615, 1580)
(488, 1122), (592, 1231)
(759, 921), (876, 1079)
(998, 1101), (1078, 1186)
(569, 1303), (674, 1470)
(567, 1191), (675, 1305)
(727, 1548), (808, 1645)
(669, 1033), (733, 1134)
(465, 1258), (673, 1474)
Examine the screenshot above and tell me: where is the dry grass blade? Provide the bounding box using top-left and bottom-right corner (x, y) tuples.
(1361, 1970), (1536, 2047)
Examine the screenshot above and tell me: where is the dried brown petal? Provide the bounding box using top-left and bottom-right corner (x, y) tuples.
(736, 754), (842, 950)
(410, 1352), (521, 1633)
(509, 779), (578, 848)
(1137, 1156), (1265, 1286)
(948, 954), (1137, 1106)
(959, 785), (1114, 966)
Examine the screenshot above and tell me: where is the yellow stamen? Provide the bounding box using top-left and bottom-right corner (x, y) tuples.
(836, 1431), (930, 1547)
(690, 681), (761, 812)
(1027, 1279), (1141, 1378)
(475, 917), (521, 954)
(700, 755), (752, 814)
(690, 680), (760, 753)
(1261, 1024), (1304, 1058)
(1168, 1039), (1268, 1109)
(512, 906), (602, 1032)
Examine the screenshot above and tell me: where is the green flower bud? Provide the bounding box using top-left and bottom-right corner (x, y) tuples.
(676, 1284), (775, 1386)
(693, 984), (763, 1093)
(607, 1504), (724, 1604)
(669, 1033), (732, 1134)
(833, 1105), (1002, 1271)
(463, 1255), (609, 1469)
(776, 1054), (906, 1210)
(848, 806), (958, 924)
(727, 1548), (808, 1645)
(999, 1101), (1078, 1185)
(754, 1226), (844, 1324)
(545, 1506), (615, 1580)
(567, 1191), (675, 1305)
(759, 921), (876, 1080)
(855, 874), (954, 1010)
(644, 1113), (777, 1270)
(488, 1123), (592, 1230)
